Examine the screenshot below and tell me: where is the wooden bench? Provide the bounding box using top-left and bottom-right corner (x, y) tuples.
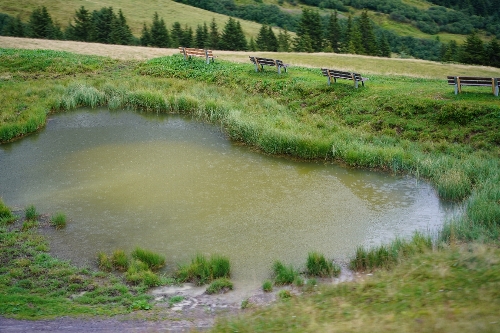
(321, 68), (368, 88)
(249, 56), (288, 74)
(179, 47), (214, 64)
(447, 76), (499, 96)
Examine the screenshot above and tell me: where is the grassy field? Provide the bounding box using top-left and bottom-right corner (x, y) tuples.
(1, 42), (500, 329)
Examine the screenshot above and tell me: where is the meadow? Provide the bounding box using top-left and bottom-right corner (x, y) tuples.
(0, 42), (500, 329)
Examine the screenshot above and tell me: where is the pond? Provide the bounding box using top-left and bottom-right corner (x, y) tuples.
(0, 109), (456, 290)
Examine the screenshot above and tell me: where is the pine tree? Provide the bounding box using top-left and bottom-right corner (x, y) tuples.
(443, 40), (458, 62)
(28, 6), (55, 39)
(327, 11), (341, 52)
(378, 33), (391, 57)
(296, 8), (323, 52)
(486, 38), (500, 68)
(256, 24), (268, 51)
(208, 18), (220, 49)
(3, 15), (25, 37)
(349, 25), (364, 54)
(70, 6), (92, 41)
(267, 26), (278, 52)
(219, 18), (246, 51)
(90, 7), (115, 43)
(109, 9), (132, 45)
(171, 21), (183, 48)
(140, 23), (151, 46)
(248, 37), (257, 51)
(460, 31), (486, 65)
(181, 25), (193, 48)
(195, 24), (205, 48)
(277, 28), (291, 52)
(358, 11), (378, 56)
(342, 15), (353, 53)
(150, 12), (170, 48)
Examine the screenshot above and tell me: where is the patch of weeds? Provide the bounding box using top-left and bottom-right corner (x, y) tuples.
(303, 278), (317, 292)
(241, 298), (250, 309)
(293, 275), (304, 287)
(129, 299), (152, 311)
(21, 220), (38, 231)
(24, 205), (38, 221)
(168, 295), (184, 307)
(125, 260), (160, 287)
(205, 278), (233, 295)
(262, 280), (273, 292)
(278, 289), (292, 300)
(272, 261), (299, 286)
(0, 199), (16, 224)
(50, 212), (66, 229)
(306, 252), (341, 277)
(131, 247), (165, 271)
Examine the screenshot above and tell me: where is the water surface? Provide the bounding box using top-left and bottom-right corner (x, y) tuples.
(0, 109), (455, 290)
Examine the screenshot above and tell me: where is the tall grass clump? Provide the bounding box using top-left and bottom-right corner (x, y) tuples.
(176, 253), (231, 285)
(24, 204), (38, 221)
(350, 232), (432, 271)
(272, 261), (299, 286)
(59, 84), (106, 110)
(50, 212), (66, 229)
(306, 252), (341, 277)
(97, 252), (112, 272)
(125, 259), (161, 287)
(435, 169), (472, 201)
(130, 247), (165, 271)
(111, 249), (129, 271)
(126, 90), (167, 113)
(0, 198), (15, 224)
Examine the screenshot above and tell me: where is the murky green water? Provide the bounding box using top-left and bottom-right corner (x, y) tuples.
(0, 109), (456, 289)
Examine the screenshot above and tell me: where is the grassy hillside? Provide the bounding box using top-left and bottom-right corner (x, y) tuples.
(0, 0), (276, 38)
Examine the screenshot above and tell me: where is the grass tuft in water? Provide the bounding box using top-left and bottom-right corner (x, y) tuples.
(24, 205), (38, 221)
(50, 212), (67, 229)
(176, 253), (231, 286)
(0, 199), (16, 225)
(272, 261), (299, 286)
(97, 252), (113, 272)
(306, 252), (341, 277)
(262, 280), (273, 292)
(111, 250), (129, 271)
(130, 247), (165, 271)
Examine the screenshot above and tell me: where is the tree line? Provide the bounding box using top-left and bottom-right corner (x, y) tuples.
(0, 6), (498, 68)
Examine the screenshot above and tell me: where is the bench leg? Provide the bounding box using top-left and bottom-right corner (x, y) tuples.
(354, 81), (358, 89)
(454, 84), (458, 95)
(254, 64), (259, 72)
(327, 77), (331, 86)
(278, 66), (281, 74)
(495, 85), (499, 97)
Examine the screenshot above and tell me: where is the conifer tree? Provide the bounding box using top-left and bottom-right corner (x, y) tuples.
(181, 25), (193, 47)
(89, 7), (115, 43)
(277, 28), (291, 52)
(256, 24), (268, 51)
(486, 38), (500, 68)
(219, 18), (246, 51)
(248, 37), (257, 51)
(208, 18), (220, 49)
(28, 6), (59, 39)
(443, 40), (458, 62)
(378, 33), (391, 57)
(256, 24), (277, 51)
(140, 23), (151, 46)
(295, 8), (323, 52)
(109, 9), (132, 45)
(460, 31), (485, 65)
(195, 24), (205, 48)
(349, 25), (364, 54)
(171, 21), (183, 48)
(3, 15), (25, 37)
(69, 6), (92, 41)
(358, 11), (378, 55)
(327, 11), (341, 52)
(150, 12), (170, 48)
(342, 15), (353, 52)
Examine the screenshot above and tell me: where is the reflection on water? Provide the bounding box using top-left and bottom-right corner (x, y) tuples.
(0, 109), (456, 290)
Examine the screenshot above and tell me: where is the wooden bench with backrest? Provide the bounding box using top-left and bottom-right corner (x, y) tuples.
(447, 76), (499, 96)
(321, 68), (368, 88)
(249, 56), (288, 74)
(179, 47), (215, 64)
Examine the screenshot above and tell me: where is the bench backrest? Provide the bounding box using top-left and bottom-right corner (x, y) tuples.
(250, 56), (285, 67)
(447, 76), (500, 86)
(179, 47), (214, 58)
(322, 68), (363, 81)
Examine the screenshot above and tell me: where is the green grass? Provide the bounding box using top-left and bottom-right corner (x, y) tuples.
(24, 205), (38, 221)
(111, 250), (129, 271)
(212, 243), (500, 332)
(262, 280), (273, 292)
(50, 212), (66, 229)
(306, 252), (341, 278)
(176, 253), (231, 286)
(272, 261), (299, 286)
(205, 278), (234, 295)
(130, 247), (165, 272)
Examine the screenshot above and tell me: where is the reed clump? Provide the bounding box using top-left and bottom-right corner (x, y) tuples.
(130, 247), (165, 271)
(205, 278), (233, 295)
(306, 252), (341, 277)
(272, 261), (299, 286)
(50, 212), (67, 229)
(176, 253), (231, 286)
(0, 198), (15, 224)
(24, 205), (38, 221)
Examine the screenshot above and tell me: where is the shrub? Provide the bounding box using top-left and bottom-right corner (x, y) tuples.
(278, 289), (292, 300)
(25, 205), (38, 221)
(111, 250), (129, 271)
(0, 199), (15, 223)
(51, 212), (66, 229)
(205, 278), (233, 294)
(131, 247), (165, 271)
(272, 261), (299, 286)
(168, 295), (184, 306)
(262, 280), (273, 292)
